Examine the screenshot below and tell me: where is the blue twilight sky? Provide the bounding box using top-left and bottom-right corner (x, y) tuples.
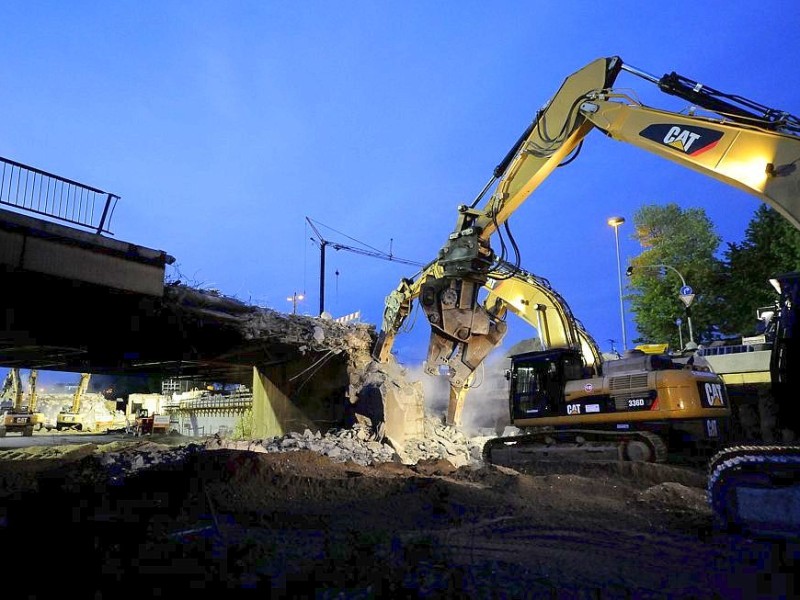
(2, 2), (799, 381)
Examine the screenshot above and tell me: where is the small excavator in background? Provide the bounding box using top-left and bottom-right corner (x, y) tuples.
(55, 373), (92, 431)
(0, 368), (42, 436)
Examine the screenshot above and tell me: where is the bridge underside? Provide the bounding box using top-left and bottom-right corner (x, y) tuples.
(0, 208), (371, 387)
(0, 269), (306, 381)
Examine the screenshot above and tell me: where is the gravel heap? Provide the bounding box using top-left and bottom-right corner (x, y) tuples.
(399, 414), (487, 467)
(203, 414), (487, 468)
(81, 413), (490, 488)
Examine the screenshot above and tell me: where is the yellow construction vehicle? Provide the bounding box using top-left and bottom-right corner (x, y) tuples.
(374, 56), (800, 535)
(0, 369), (16, 406)
(25, 369), (47, 431)
(476, 264), (729, 464)
(55, 373), (92, 431)
(0, 368), (37, 437)
(133, 408), (170, 436)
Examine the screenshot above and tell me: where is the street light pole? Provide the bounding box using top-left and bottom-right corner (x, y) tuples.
(627, 263), (695, 346)
(607, 216), (627, 351)
(286, 291), (304, 315)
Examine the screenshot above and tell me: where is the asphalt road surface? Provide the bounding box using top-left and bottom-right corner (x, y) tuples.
(0, 429), (134, 449)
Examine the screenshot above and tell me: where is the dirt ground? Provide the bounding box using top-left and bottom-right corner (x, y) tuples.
(0, 435), (797, 599)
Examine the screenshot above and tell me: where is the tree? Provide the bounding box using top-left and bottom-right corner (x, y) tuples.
(627, 204), (725, 348)
(721, 205), (800, 335)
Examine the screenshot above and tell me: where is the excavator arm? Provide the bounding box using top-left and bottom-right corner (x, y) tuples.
(579, 93), (800, 230)
(9, 368), (23, 411)
(70, 373), (91, 413)
(373, 58), (622, 401)
(482, 265), (602, 373)
(376, 56), (800, 439)
(27, 370), (38, 413)
(0, 370), (14, 401)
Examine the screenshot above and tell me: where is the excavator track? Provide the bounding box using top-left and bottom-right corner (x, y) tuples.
(707, 444), (800, 539)
(482, 429), (668, 467)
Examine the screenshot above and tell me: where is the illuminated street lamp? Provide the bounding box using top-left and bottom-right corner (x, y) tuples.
(626, 263), (695, 346)
(607, 216), (627, 351)
(287, 291), (304, 315)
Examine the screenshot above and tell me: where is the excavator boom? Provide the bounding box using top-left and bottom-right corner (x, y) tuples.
(56, 373), (91, 431)
(0, 368), (36, 437)
(71, 373), (90, 413)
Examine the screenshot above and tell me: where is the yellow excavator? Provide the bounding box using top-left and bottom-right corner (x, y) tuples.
(55, 373), (92, 431)
(477, 263), (729, 464)
(25, 369), (46, 431)
(374, 56), (800, 536)
(0, 368), (42, 437)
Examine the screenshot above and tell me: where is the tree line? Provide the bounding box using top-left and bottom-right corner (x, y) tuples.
(626, 203), (800, 349)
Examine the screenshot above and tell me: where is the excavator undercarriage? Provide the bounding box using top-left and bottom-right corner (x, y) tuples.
(483, 429), (669, 466)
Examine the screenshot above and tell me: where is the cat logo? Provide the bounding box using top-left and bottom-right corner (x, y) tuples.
(639, 124), (723, 156)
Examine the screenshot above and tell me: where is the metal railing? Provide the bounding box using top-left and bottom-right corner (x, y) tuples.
(168, 390), (254, 412)
(0, 155), (119, 234)
(697, 343), (769, 357)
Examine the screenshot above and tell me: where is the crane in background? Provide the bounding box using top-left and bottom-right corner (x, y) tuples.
(306, 217), (424, 315)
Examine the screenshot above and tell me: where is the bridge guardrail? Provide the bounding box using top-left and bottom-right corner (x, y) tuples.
(1, 155), (119, 234)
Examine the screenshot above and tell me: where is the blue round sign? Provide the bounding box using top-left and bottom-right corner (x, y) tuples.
(680, 285), (693, 295)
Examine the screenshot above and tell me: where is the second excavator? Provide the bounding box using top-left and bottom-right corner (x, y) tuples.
(0, 368), (44, 437)
(55, 373), (92, 431)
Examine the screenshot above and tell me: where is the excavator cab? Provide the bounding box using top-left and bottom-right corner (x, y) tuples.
(507, 349), (585, 420)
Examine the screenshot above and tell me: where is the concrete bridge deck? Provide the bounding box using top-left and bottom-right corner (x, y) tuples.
(0, 207), (312, 383)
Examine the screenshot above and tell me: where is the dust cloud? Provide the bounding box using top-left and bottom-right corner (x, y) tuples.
(405, 351), (515, 436)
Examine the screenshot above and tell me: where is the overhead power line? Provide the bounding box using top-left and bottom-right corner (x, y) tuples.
(306, 217), (424, 315)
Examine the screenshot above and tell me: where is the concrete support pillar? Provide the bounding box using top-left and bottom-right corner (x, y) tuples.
(251, 366), (315, 438)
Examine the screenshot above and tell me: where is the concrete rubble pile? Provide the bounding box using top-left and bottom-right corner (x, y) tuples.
(29, 394), (127, 431)
(204, 416), (485, 468)
(159, 286), (476, 466)
(90, 419), (486, 487)
(400, 414), (487, 467)
(95, 441), (206, 484)
(169, 284), (376, 360)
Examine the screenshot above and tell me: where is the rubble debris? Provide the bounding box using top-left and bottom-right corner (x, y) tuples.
(204, 413), (486, 468)
(205, 425), (398, 466)
(346, 358), (426, 454)
(399, 414), (487, 467)
(95, 440), (206, 484)
(157, 284), (432, 452)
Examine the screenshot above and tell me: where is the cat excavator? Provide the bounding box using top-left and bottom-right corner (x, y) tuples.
(0, 368), (42, 436)
(55, 373), (92, 431)
(478, 262), (729, 465)
(373, 56), (800, 537)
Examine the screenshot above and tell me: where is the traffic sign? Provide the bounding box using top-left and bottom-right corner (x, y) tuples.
(679, 293), (695, 307)
(680, 285), (693, 296)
